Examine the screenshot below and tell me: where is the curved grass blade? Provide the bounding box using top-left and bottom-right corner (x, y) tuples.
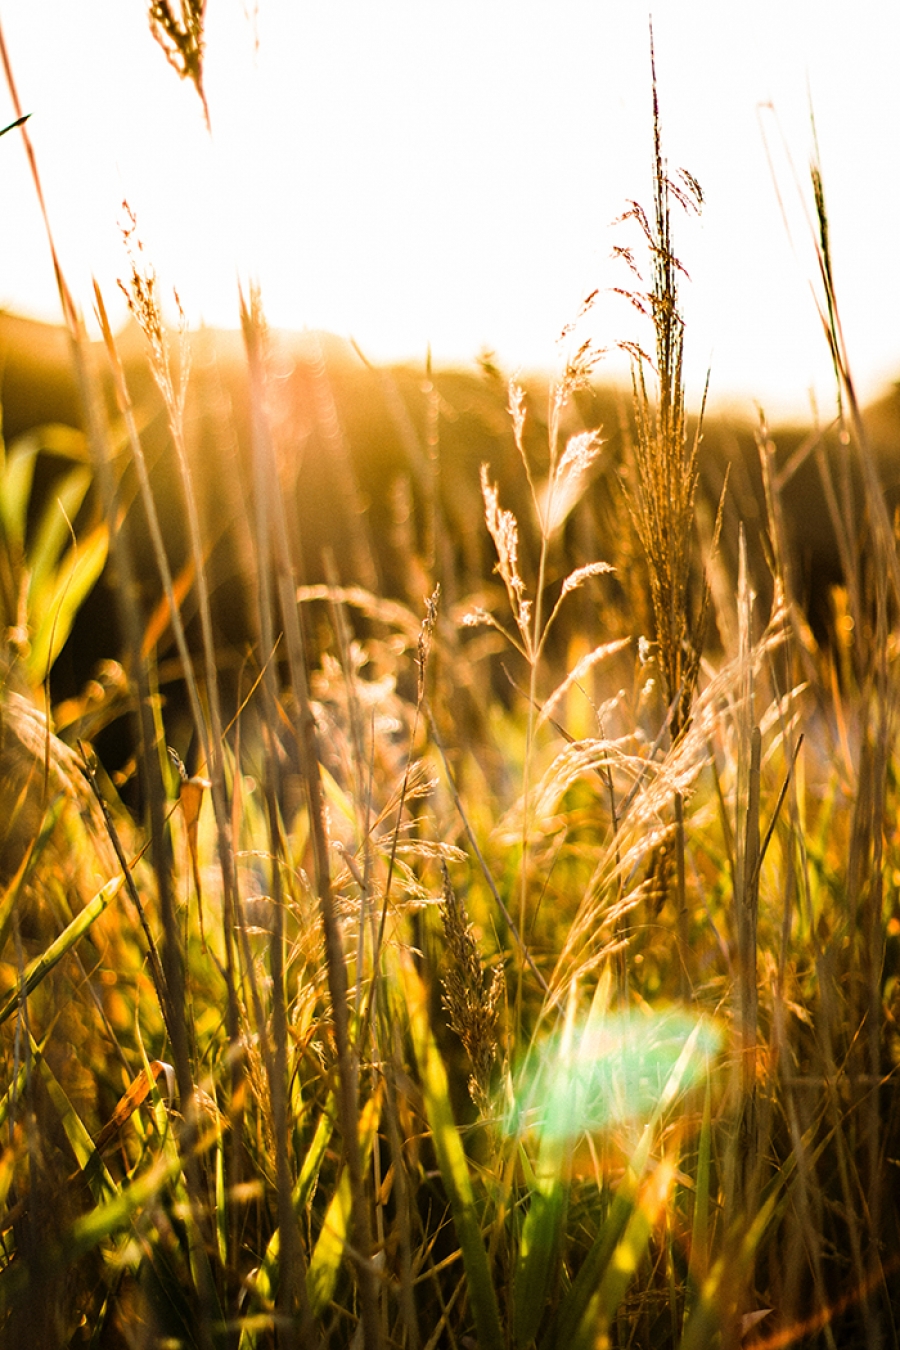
(0, 873), (124, 1026)
(66, 1122), (221, 1261)
(0, 795), (68, 958)
(27, 520), (108, 683)
(307, 1086), (383, 1317)
(28, 461), (92, 600)
(33, 1035), (118, 1207)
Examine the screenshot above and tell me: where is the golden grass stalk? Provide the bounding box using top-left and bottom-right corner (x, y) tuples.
(617, 47), (707, 748)
(0, 41), (231, 1336)
(468, 362), (610, 1018)
(240, 288), (379, 1349)
(114, 225), (246, 1177)
(613, 37), (729, 965)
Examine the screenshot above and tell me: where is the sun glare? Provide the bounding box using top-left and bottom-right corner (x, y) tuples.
(0, 2), (897, 419)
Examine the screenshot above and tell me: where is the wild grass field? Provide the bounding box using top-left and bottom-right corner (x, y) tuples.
(0, 17), (898, 1350)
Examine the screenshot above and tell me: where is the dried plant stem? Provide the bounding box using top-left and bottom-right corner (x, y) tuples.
(728, 532), (761, 1231)
(673, 790), (689, 997)
(115, 228), (246, 1067)
(78, 743), (174, 1039)
(243, 303), (316, 1347)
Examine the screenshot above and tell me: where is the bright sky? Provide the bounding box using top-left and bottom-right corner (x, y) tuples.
(0, 2), (897, 420)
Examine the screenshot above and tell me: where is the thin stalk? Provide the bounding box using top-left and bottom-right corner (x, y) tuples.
(241, 291), (380, 1350)
(0, 33), (217, 1341)
(94, 282), (247, 1280)
(244, 302), (319, 1349)
(116, 258), (243, 1044)
(518, 489), (552, 1025)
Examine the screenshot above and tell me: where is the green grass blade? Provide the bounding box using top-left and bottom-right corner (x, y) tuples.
(306, 1088), (381, 1316)
(544, 1016), (717, 1349)
(65, 1119), (222, 1264)
(27, 520), (108, 682)
(0, 873), (124, 1026)
(514, 1145), (569, 1347)
(587, 1158), (675, 1344)
(28, 462), (92, 600)
(678, 1191), (778, 1350)
(0, 435), (37, 551)
(215, 1123), (228, 1268)
(543, 1170), (641, 1350)
(514, 982), (580, 1347)
(295, 1093), (337, 1214)
(33, 1034), (119, 1207)
(239, 1095), (337, 1349)
(401, 953), (504, 1350)
(684, 1070), (712, 1326)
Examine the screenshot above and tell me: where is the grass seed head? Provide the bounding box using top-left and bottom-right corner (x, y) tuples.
(439, 864), (503, 1111)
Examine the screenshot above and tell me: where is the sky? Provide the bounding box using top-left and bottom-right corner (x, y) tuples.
(0, 2), (896, 421)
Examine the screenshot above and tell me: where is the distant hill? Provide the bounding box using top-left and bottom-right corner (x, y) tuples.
(1, 309), (897, 728)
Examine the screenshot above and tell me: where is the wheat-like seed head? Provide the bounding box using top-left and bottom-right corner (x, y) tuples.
(439, 865), (503, 1111)
(118, 202), (190, 426)
(480, 464), (532, 647)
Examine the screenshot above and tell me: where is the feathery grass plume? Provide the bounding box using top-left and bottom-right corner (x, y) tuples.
(148, 0), (209, 127)
(616, 44), (710, 748)
(614, 38), (725, 948)
(466, 364), (611, 1015)
(478, 461), (532, 657)
(541, 592), (789, 1000)
(439, 864), (503, 1113)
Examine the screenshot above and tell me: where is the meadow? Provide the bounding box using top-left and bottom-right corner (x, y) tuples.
(0, 25), (898, 1350)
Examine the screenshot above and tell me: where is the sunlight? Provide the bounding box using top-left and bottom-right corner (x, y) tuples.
(0, 1), (897, 418)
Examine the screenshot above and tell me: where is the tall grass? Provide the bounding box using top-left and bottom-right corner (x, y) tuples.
(0, 21), (897, 1350)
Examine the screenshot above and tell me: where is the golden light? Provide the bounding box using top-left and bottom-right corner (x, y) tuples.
(0, 1), (897, 420)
